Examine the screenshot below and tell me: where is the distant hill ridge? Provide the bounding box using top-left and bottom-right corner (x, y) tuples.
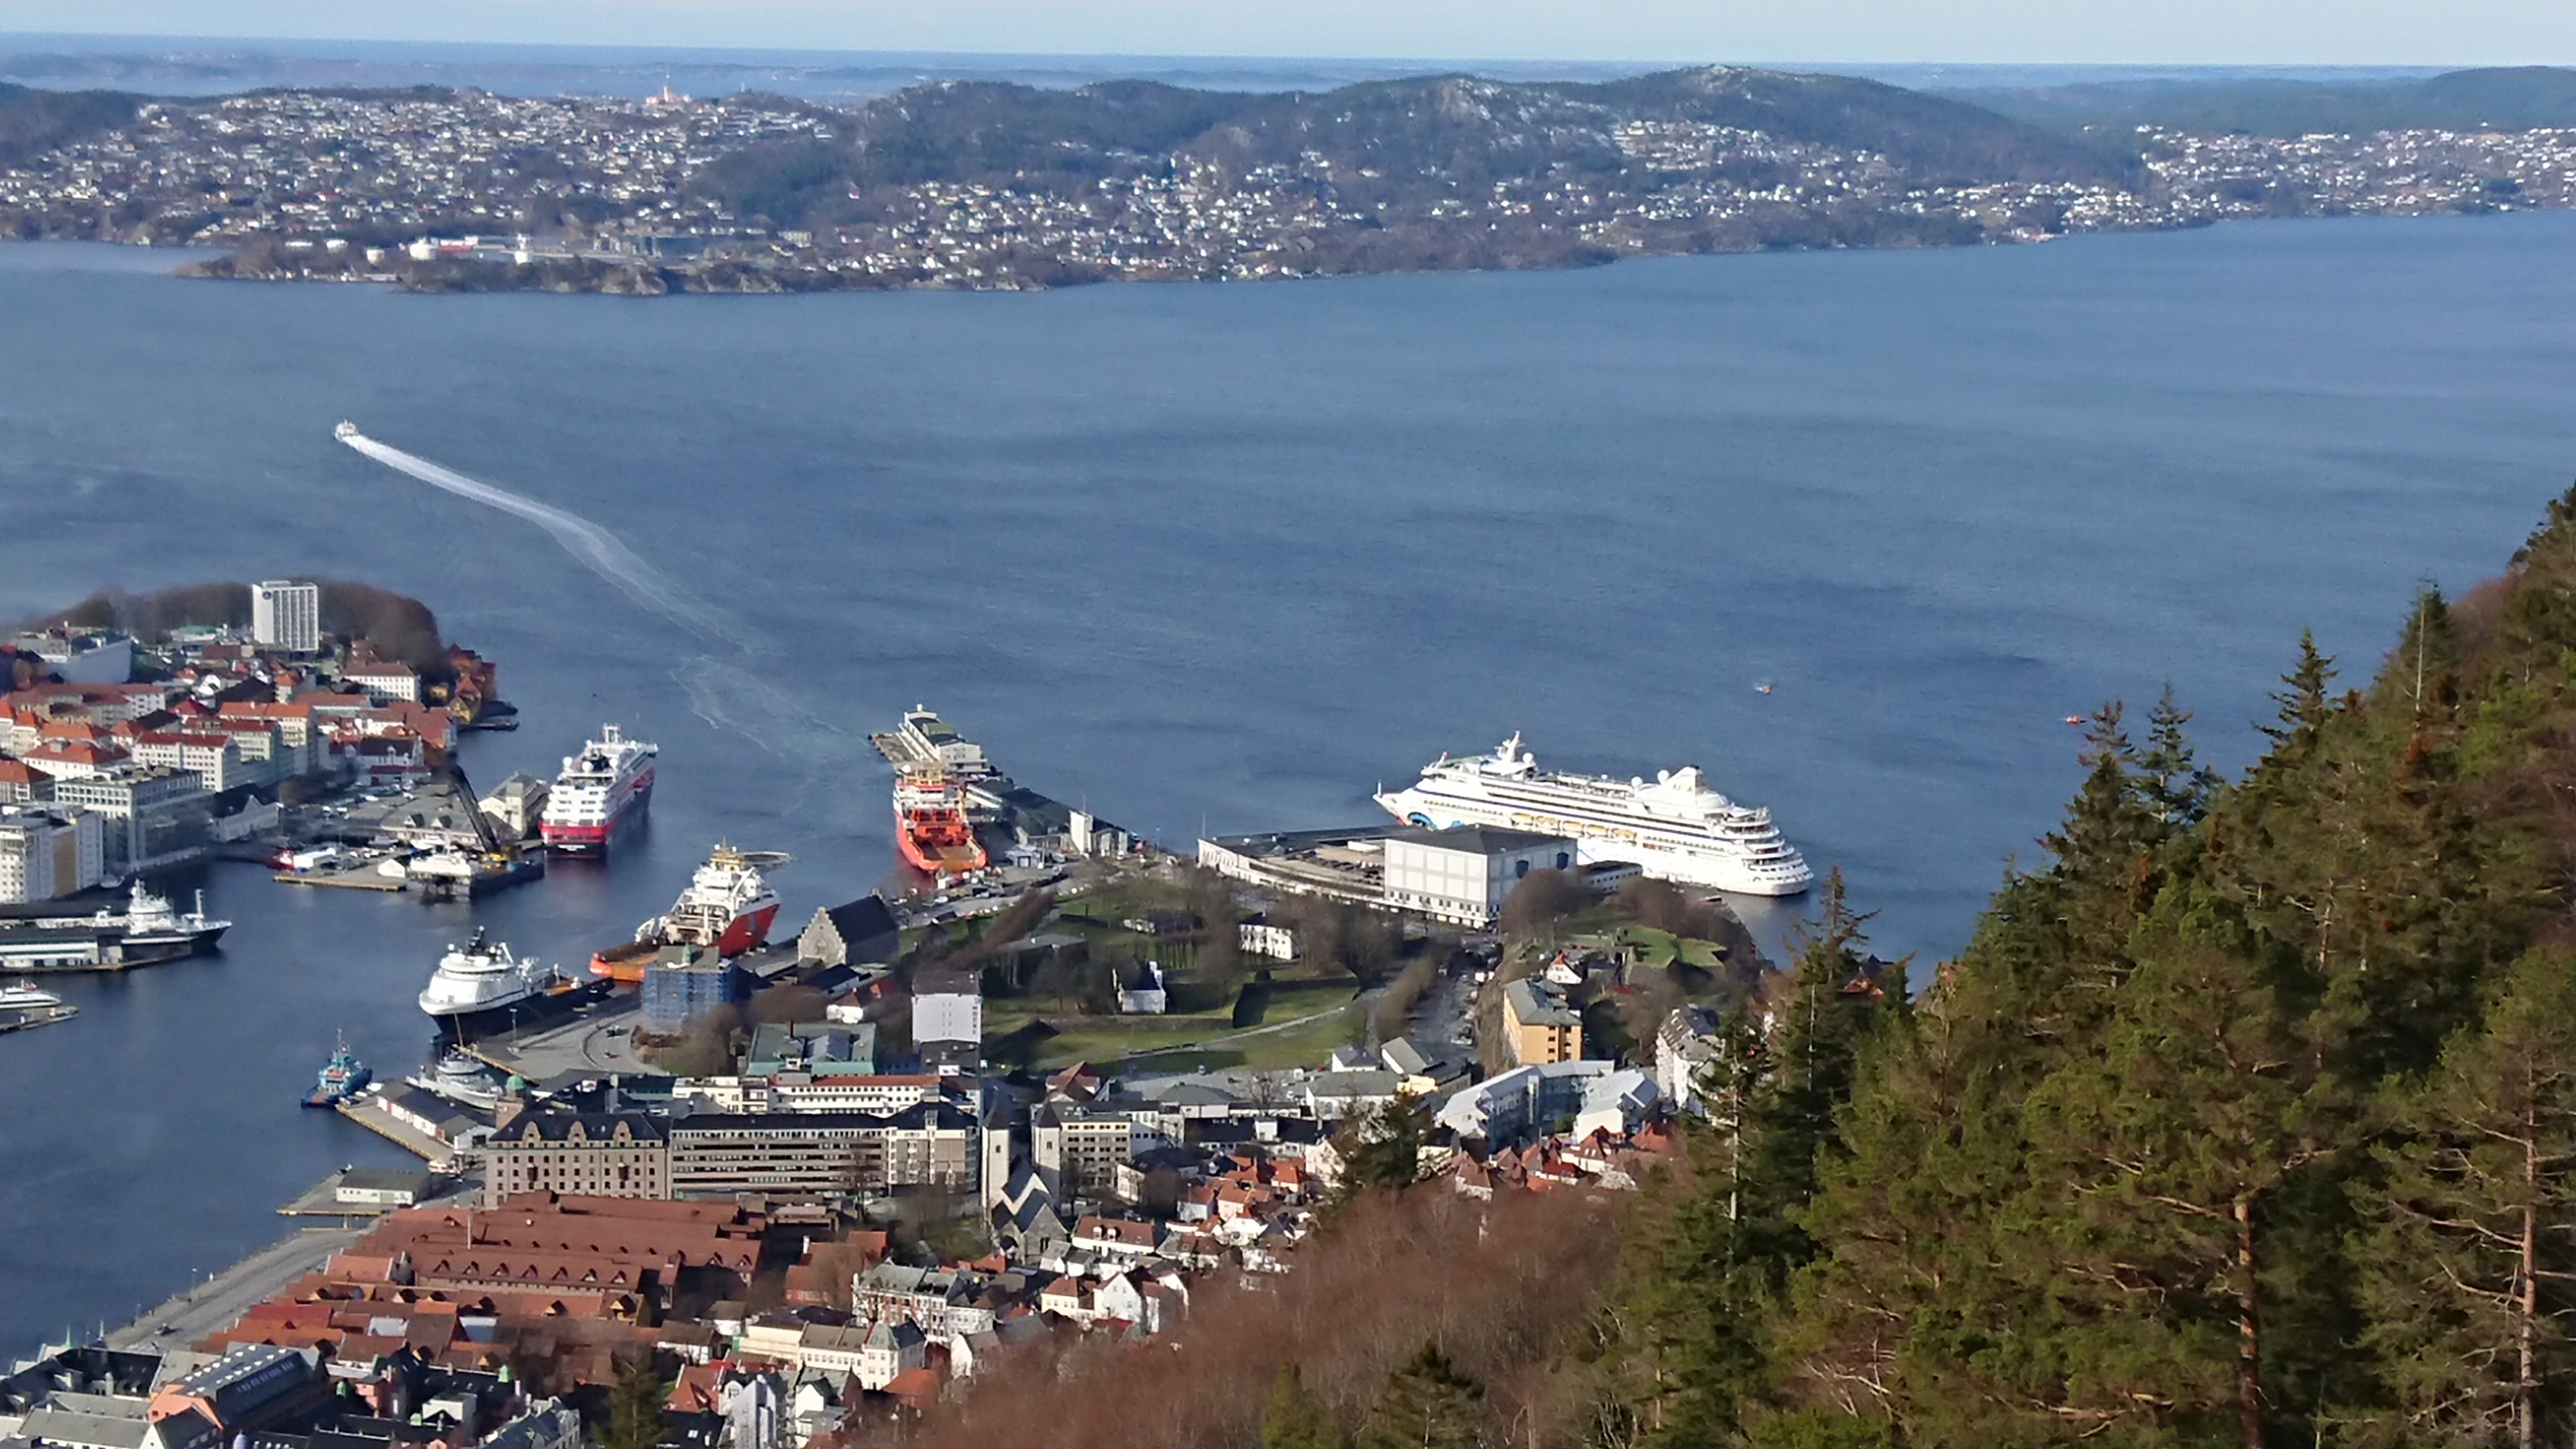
(686, 64), (2138, 232)
(1949, 64), (2576, 136)
(779, 64), (2129, 191)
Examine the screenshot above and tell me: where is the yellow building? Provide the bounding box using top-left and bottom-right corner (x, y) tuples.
(1504, 977), (1584, 1065)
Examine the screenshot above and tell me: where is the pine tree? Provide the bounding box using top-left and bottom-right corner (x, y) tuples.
(2353, 945), (2576, 1449)
(1265, 1364), (1348, 1449)
(1747, 867), (1900, 1237)
(600, 1353), (671, 1449)
(2136, 684), (2221, 832)
(2021, 892), (2348, 1449)
(1326, 1096), (1434, 1212)
(1358, 1343), (1484, 1449)
(2037, 702), (2163, 988)
(2257, 629), (2337, 761)
(2372, 582), (2461, 724)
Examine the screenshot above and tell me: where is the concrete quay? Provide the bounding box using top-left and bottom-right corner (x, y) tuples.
(105, 1225), (366, 1349)
(332, 1089), (456, 1162)
(460, 991), (648, 1084)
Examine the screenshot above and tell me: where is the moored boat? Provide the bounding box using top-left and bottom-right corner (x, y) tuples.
(302, 1037), (371, 1108)
(539, 724), (657, 853)
(0, 981), (64, 1011)
(418, 928), (599, 1036)
(406, 1048), (503, 1108)
(590, 843), (789, 980)
(0, 882), (230, 973)
(894, 766), (987, 877)
(1373, 732), (1813, 896)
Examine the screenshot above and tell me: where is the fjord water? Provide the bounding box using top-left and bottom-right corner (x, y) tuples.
(2, 214), (2573, 1345)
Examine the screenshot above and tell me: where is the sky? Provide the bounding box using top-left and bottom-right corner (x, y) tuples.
(2, 0), (2571, 66)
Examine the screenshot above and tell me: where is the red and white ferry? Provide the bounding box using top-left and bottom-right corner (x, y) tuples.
(539, 724), (657, 852)
(590, 844), (787, 980)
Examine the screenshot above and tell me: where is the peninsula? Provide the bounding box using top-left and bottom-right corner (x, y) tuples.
(2, 65), (2571, 294)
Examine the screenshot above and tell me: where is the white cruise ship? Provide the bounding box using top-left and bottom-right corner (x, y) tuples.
(1374, 733), (1814, 896)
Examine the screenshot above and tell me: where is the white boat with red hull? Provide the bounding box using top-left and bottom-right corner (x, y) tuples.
(539, 724), (656, 853)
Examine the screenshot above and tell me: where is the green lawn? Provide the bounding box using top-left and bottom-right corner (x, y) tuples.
(983, 977), (1364, 1073)
(1618, 925), (1728, 968)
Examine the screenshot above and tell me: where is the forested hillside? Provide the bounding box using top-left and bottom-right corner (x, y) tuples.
(1559, 481), (2576, 1448)
(0, 81), (139, 167)
(865, 481), (2576, 1449)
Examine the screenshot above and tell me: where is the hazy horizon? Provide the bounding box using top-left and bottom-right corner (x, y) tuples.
(2, 0), (2570, 69)
(0, 30), (2537, 105)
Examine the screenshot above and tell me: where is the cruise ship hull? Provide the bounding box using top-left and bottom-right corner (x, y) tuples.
(1376, 784), (1813, 897)
(588, 902), (777, 980)
(422, 977), (606, 1040)
(0, 922), (228, 973)
(540, 779), (650, 852)
(896, 828), (986, 876)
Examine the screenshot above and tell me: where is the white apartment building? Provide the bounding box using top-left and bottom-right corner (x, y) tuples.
(0, 807), (105, 904)
(251, 580), (322, 653)
(131, 732), (248, 793)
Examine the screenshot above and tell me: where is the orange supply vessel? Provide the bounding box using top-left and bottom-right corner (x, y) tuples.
(588, 843), (788, 980)
(894, 765), (987, 877)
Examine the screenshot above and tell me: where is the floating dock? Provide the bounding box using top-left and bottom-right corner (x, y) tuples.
(275, 862), (406, 892)
(0, 1004), (78, 1035)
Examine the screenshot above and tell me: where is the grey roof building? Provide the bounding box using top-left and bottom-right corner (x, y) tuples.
(798, 898), (898, 969)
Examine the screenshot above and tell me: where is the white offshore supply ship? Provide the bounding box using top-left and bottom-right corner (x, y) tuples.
(417, 927), (589, 1032)
(1374, 733), (1814, 896)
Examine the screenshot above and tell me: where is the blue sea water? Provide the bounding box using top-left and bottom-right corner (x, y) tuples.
(1, 212), (2572, 1346)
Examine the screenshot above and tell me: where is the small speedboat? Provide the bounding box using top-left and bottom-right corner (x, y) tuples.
(0, 982), (64, 1011)
(2064, 714), (2086, 726)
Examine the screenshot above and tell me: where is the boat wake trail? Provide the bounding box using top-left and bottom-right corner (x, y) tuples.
(337, 427), (730, 641)
(339, 424), (852, 771)
(674, 657), (854, 772)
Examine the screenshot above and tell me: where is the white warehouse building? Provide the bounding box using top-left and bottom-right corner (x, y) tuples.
(1381, 826), (1578, 928)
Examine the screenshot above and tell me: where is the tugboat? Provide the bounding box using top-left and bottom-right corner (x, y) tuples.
(303, 1037), (372, 1108)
